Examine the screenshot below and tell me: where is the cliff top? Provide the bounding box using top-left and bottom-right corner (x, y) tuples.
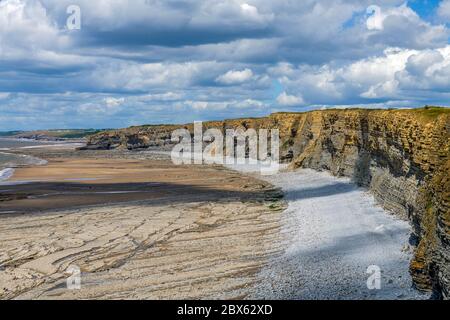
(105, 106), (450, 134)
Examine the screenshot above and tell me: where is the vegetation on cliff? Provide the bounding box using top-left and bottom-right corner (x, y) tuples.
(0, 129), (105, 140)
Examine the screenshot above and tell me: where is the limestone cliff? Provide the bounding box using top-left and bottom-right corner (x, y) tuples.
(83, 107), (450, 299)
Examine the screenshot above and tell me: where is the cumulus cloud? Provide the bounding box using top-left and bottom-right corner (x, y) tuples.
(104, 97), (125, 108)
(396, 47), (450, 91)
(184, 100), (227, 111)
(277, 92), (304, 106)
(184, 98), (266, 111)
(0, 93), (10, 100)
(233, 98), (266, 109)
(216, 68), (254, 85)
(438, 0), (450, 21)
(366, 4), (415, 31)
(192, 1), (274, 27)
(240, 3), (272, 23)
(140, 92), (184, 102)
(84, 61), (227, 92)
(0, 0), (81, 71)
(364, 3), (448, 50)
(273, 46), (450, 104)
(0, 0), (449, 130)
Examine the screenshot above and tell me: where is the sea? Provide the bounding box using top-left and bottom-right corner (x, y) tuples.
(0, 138), (51, 181)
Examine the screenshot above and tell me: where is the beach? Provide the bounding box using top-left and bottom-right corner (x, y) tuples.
(0, 141), (426, 299)
(247, 169), (428, 300)
(0, 143), (285, 299)
(0, 138), (68, 182)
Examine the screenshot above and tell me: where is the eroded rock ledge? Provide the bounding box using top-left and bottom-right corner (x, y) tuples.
(83, 107), (450, 299)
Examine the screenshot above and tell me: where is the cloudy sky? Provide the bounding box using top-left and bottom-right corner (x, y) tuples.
(0, 0), (449, 130)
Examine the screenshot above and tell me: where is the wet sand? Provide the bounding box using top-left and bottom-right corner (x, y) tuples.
(0, 158), (277, 214)
(0, 145), (425, 300)
(0, 148), (285, 299)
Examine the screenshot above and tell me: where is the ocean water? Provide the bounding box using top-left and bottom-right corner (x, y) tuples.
(0, 139), (48, 181)
(0, 138), (55, 150)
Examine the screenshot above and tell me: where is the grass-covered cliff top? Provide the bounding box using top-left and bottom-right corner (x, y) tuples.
(271, 106), (449, 123)
(0, 129), (106, 139)
(96, 106), (449, 136)
(409, 106), (450, 119)
(273, 105), (449, 115)
(4, 107), (447, 139)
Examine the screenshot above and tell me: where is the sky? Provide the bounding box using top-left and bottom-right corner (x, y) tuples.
(0, 0), (449, 130)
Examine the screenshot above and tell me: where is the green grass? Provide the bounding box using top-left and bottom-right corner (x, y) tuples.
(0, 131), (24, 137)
(409, 106), (450, 119)
(51, 129), (105, 139)
(0, 129), (106, 139)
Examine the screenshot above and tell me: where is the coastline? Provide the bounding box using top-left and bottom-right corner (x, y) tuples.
(0, 168), (14, 181)
(252, 169), (428, 299)
(0, 145), (286, 299)
(0, 143), (427, 299)
(221, 163), (428, 300)
(0, 138), (82, 184)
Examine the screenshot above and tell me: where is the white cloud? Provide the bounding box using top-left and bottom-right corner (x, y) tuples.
(184, 100), (228, 111)
(268, 63), (295, 77)
(183, 98), (266, 111)
(89, 61), (222, 91)
(0, 0), (76, 66)
(240, 3), (274, 24)
(366, 5), (384, 30)
(191, 0), (273, 29)
(1, 1), (449, 130)
(364, 3), (448, 49)
(396, 47), (450, 90)
(0, 93), (10, 100)
(274, 45), (450, 103)
(277, 92), (304, 106)
(140, 92), (183, 101)
(366, 4), (417, 31)
(233, 99), (266, 109)
(104, 97), (125, 108)
(216, 68), (254, 85)
(42, 0), (187, 30)
(438, 0), (450, 21)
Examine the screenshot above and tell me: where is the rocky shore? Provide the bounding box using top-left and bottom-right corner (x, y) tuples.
(0, 147), (286, 299)
(83, 107), (450, 299)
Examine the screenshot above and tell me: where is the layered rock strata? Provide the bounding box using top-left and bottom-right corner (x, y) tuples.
(83, 107), (450, 298)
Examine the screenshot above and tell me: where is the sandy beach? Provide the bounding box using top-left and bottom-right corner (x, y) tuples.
(0, 143), (426, 300)
(0, 146), (285, 299)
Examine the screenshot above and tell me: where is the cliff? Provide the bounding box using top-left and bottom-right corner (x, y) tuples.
(82, 107), (450, 299)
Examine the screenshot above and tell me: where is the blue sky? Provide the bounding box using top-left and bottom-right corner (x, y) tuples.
(0, 0), (449, 130)
(409, 0), (441, 18)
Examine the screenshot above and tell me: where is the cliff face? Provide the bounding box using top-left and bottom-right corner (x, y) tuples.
(83, 107), (450, 298)
(284, 109), (449, 298)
